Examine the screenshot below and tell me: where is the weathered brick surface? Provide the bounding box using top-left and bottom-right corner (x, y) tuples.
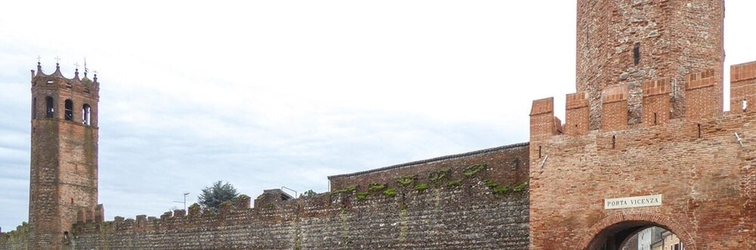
(565, 92), (589, 136)
(577, 0), (724, 129)
(641, 78), (670, 126)
(730, 61), (756, 114)
(601, 85), (628, 131)
(530, 67), (756, 249)
(686, 69), (718, 121)
(329, 143), (529, 194)
(69, 174), (529, 249)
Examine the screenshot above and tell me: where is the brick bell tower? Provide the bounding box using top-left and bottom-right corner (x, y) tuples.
(28, 61), (100, 250)
(576, 0), (724, 129)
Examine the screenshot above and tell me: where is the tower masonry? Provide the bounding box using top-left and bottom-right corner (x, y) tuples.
(576, 0), (724, 129)
(28, 62), (101, 250)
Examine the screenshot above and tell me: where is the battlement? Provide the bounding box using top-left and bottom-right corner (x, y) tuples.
(31, 62), (100, 96)
(70, 179), (529, 249)
(530, 61), (756, 141)
(730, 61), (756, 114)
(76, 204), (105, 224)
(75, 152), (532, 234)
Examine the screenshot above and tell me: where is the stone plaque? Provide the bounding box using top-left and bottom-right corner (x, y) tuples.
(604, 194), (662, 209)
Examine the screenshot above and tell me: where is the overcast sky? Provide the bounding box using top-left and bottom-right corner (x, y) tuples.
(1, 1), (755, 231)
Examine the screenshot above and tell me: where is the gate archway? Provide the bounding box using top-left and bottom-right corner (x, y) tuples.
(578, 213), (696, 250)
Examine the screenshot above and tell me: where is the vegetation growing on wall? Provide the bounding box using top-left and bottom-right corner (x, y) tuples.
(429, 169), (450, 186)
(396, 175), (415, 187)
(333, 163), (527, 202)
(463, 164), (487, 177)
(368, 183), (387, 192)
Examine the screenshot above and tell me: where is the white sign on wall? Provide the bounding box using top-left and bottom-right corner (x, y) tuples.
(604, 194), (662, 209)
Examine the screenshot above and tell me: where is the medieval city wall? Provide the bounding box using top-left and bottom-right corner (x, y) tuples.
(53, 144), (529, 249)
(0, 223), (29, 250)
(529, 61), (756, 249)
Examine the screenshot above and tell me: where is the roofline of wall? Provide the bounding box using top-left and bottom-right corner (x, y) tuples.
(327, 142), (529, 179)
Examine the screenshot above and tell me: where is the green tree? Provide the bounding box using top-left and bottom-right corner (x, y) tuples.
(198, 180), (239, 212)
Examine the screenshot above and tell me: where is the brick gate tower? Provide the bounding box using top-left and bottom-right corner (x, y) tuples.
(28, 62), (100, 250)
(530, 0), (756, 249)
(576, 0), (724, 129)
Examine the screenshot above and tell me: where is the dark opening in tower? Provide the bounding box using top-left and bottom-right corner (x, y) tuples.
(633, 43), (641, 65)
(64, 99), (73, 121)
(45, 96), (54, 118)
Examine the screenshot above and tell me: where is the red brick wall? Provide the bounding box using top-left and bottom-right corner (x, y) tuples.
(530, 111), (756, 249)
(529, 64), (756, 249)
(565, 92), (589, 136)
(730, 62), (756, 114)
(601, 85), (628, 131)
(642, 78), (670, 126)
(686, 69), (717, 121)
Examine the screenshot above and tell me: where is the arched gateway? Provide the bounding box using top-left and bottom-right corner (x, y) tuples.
(580, 213), (695, 250)
(529, 0), (756, 249)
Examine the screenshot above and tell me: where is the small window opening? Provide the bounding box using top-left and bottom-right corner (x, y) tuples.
(65, 83), (72, 88)
(64, 100), (73, 121)
(84, 88), (90, 94)
(45, 97), (54, 118)
(70, 198), (73, 204)
(32, 97), (37, 119)
(697, 123), (702, 138)
(633, 43), (641, 65)
(538, 146), (542, 158)
(82, 104), (91, 126)
(612, 135), (617, 149)
(46, 80), (53, 85)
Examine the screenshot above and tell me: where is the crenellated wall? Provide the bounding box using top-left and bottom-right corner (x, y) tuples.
(0, 224), (30, 250)
(529, 61), (756, 249)
(45, 144), (532, 250)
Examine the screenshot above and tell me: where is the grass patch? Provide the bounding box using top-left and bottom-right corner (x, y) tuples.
(368, 183), (386, 192)
(447, 179), (463, 188)
(512, 181), (528, 192)
(356, 192), (369, 201)
(383, 188), (398, 197)
(396, 175), (415, 187)
(463, 164), (486, 177)
(334, 185), (357, 194)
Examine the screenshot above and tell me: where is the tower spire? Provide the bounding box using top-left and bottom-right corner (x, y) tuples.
(74, 62), (80, 79)
(83, 57), (88, 77)
(36, 56), (42, 74)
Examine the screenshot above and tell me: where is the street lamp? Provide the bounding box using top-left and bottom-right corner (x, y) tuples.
(173, 192), (190, 211)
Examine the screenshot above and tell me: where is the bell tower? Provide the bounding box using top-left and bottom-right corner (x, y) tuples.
(28, 61), (100, 250)
(576, 0), (724, 129)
